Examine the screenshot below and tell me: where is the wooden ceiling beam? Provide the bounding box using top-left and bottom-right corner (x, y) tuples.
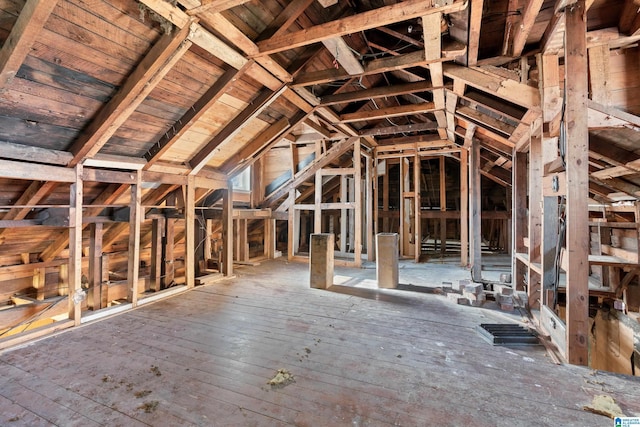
(222, 113), (305, 175)
(358, 121), (438, 137)
(68, 22), (194, 166)
(256, 0), (467, 55)
(188, 86), (287, 175)
(377, 27), (424, 48)
(502, 0), (520, 56)
(338, 102), (437, 124)
(322, 37), (364, 75)
(509, 0), (545, 57)
(187, 0), (252, 15)
(293, 40), (465, 87)
(143, 64), (251, 169)
(256, 0), (315, 41)
(443, 64), (540, 108)
(0, 0), (58, 91)
(320, 80), (435, 106)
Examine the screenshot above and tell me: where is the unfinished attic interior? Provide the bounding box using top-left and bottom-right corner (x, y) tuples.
(1, 0), (640, 423)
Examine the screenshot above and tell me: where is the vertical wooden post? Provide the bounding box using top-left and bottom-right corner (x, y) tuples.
(89, 222), (103, 308)
(414, 153), (421, 262)
(528, 134), (543, 309)
(382, 160), (389, 232)
(460, 148), (469, 266)
(366, 154), (375, 261)
(540, 53), (561, 308)
(469, 140), (482, 281)
(150, 219), (163, 292)
(185, 176), (195, 287)
(354, 139), (362, 267)
(69, 164), (83, 324)
(33, 268), (45, 301)
(315, 169), (322, 233)
(204, 219), (212, 263)
(439, 156), (447, 257)
(369, 154), (377, 260)
(513, 151), (528, 290)
(564, 0), (589, 366)
(127, 171), (141, 305)
(163, 219), (175, 288)
(288, 189), (295, 260)
(58, 263), (68, 297)
(265, 218), (276, 258)
(340, 175), (347, 253)
(222, 185), (234, 276)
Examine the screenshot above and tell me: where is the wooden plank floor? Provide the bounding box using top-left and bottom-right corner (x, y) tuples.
(1, 259), (639, 426)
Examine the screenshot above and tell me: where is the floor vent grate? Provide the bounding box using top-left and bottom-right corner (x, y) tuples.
(476, 323), (539, 346)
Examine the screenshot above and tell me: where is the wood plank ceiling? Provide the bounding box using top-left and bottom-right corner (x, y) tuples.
(0, 0), (639, 204)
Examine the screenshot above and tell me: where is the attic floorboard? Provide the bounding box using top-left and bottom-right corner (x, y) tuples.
(1, 259), (639, 426)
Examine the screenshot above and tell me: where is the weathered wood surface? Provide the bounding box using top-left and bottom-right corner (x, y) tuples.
(1, 259), (638, 426)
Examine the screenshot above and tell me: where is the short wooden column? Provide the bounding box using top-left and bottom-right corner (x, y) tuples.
(376, 233), (399, 289)
(309, 233), (334, 289)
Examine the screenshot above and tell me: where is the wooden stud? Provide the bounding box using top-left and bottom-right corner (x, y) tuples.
(469, 139), (482, 281)
(164, 216), (176, 288)
(415, 154), (422, 263)
(528, 135), (543, 309)
(68, 165), (83, 325)
(150, 219), (164, 292)
(222, 186), (234, 275)
(367, 155), (375, 261)
(513, 151), (528, 291)
(185, 176), (196, 287)
(587, 44), (611, 106)
(88, 222), (103, 309)
(439, 156), (447, 258)
(460, 148), (469, 266)
(354, 140), (362, 267)
(315, 170), (322, 233)
(127, 171), (142, 306)
(564, 0), (589, 366)
(383, 160), (390, 232)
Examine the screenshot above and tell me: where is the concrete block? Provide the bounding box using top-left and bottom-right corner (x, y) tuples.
(464, 283), (484, 295)
(442, 281), (453, 292)
(458, 279), (470, 292)
(376, 233), (399, 288)
(500, 302), (515, 311)
(501, 286), (514, 296)
(309, 234), (334, 289)
(447, 293), (469, 305)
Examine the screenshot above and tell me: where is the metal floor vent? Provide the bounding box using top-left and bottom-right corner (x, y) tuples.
(476, 323), (539, 346)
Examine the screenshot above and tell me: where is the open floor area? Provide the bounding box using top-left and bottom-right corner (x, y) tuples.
(1, 259), (639, 426)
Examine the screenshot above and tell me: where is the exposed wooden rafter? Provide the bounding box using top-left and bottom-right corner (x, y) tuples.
(0, 0), (58, 91)
(68, 21), (194, 166)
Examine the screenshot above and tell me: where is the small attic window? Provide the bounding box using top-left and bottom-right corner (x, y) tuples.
(231, 167), (251, 192)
